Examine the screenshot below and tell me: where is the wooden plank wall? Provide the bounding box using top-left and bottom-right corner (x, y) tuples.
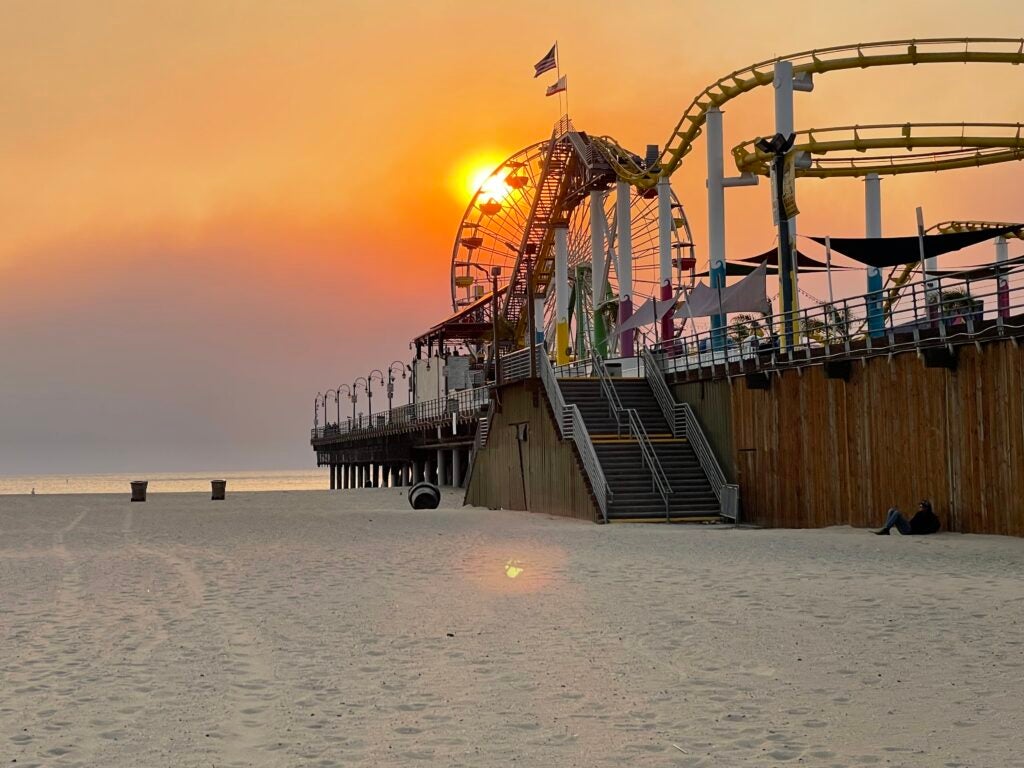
(465, 384), (599, 522)
(671, 379), (736, 481)
(731, 341), (1024, 536)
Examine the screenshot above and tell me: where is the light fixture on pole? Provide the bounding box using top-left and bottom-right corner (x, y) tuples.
(352, 377), (368, 426)
(755, 132), (797, 349)
(387, 361), (406, 412)
(368, 369), (385, 419)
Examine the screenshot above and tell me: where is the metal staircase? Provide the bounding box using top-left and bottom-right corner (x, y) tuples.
(502, 128), (577, 342)
(556, 361), (720, 522)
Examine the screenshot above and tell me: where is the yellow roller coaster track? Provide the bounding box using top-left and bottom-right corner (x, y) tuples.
(930, 220), (1024, 238)
(732, 123), (1024, 178)
(595, 37), (1024, 189)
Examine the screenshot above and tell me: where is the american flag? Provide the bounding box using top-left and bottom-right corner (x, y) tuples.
(533, 44), (557, 78)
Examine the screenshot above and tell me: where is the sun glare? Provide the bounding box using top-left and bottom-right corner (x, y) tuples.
(451, 151), (511, 203)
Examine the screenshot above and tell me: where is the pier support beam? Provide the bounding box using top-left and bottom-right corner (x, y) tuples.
(437, 449), (448, 488)
(616, 179), (634, 357)
(865, 173), (884, 337)
(657, 175), (674, 345)
(590, 189), (608, 358)
(371, 464), (379, 488)
(774, 60), (800, 337)
(554, 224), (570, 363)
(706, 106), (727, 347)
(997, 235), (1010, 318)
(452, 449), (462, 490)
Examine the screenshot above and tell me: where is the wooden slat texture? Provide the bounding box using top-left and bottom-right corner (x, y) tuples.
(729, 341), (1024, 536)
(465, 385), (599, 522)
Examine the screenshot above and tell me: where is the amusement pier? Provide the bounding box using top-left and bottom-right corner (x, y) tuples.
(312, 38), (1024, 534)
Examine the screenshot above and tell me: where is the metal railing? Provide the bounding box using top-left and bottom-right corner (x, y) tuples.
(539, 352), (611, 522)
(643, 347), (740, 520)
(592, 352), (673, 519)
(653, 258), (1024, 380)
(640, 347), (687, 436)
(311, 385), (491, 441)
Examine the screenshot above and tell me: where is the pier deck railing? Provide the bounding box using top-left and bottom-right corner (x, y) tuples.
(312, 385), (491, 442)
(652, 259), (1024, 379)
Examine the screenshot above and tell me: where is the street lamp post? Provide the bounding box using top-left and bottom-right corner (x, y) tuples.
(368, 369), (385, 420)
(321, 391), (331, 427)
(352, 377), (368, 427)
(387, 361), (406, 412)
(755, 132), (797, 349)
(314, 393), (321, 431)
(335, 384), (351, 427)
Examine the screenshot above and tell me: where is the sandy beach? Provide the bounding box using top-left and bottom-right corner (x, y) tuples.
(2, 489), (1023, 767)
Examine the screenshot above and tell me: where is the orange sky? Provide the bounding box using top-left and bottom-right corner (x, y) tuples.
(2, 1), (1024, 472)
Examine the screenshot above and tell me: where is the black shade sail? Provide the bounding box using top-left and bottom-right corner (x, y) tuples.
(738, 247), (837, 270)
(809, 226), (1020, 268)
(928, 253), (1024, 280)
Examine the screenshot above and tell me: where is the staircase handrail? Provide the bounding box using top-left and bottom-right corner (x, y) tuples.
(592, 351), (673, 519)
(643, 347), (740, 520)
(624, 407), (674, 520)
(680, 402), (740, 520)
(641, 348), (687, 437)
(540, 352), (611, 522)
(590, 353), (627, 433)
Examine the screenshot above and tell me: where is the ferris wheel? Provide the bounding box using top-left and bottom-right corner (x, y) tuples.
(450, 138), (695, 356)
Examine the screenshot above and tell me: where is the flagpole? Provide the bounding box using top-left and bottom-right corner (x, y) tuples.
(555, 41), (567, 119)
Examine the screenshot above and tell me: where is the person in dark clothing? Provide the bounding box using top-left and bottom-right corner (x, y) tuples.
(874, 500), (941, 535)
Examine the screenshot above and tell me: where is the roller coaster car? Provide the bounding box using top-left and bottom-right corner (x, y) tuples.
(478, 199), (502, 215)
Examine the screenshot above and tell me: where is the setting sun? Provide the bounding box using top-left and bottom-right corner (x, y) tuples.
(450, 151), (511, 203)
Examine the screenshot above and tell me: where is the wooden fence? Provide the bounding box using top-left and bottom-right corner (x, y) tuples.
(727, 340), (1024, 535)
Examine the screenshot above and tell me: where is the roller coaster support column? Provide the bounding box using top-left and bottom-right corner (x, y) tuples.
(774, 60), (812, 337)
(996, 235), (1010, 318)
(706, 107), (727, 348)
(554, 224), (571, 364)
(590, 190), (608, 358)
(657, 176), (674, 345)
(865, 173), (885, 337)
(616, 179), (634, 357)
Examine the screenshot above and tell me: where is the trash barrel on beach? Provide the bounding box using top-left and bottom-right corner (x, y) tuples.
(211, 479), (227, 500)
(130, 480), (148, 502)
(408, 481), (440, 510)
(605, 362), (623, 378)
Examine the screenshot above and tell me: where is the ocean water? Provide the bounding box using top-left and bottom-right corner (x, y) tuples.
(0, 469), (325, 496)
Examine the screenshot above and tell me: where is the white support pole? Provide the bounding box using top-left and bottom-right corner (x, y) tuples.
(865, 173), (884, 335)
(656, 176), (674, 344)
(706, 107), (727, 343)
(533, 297), (546, 346)
(615, 179), (634, 357)
(436, 449), (447, 487)
(996, 235), (1010, 318)
(452, 449), (462, 489)
(589, 190), (607, 356)
(773, 61), (799, 313)
(554, 224), (570, 363)
(918, 207), (936, 288)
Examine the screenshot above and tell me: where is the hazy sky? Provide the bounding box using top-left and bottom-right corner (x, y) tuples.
(2, 0), (1024, 474)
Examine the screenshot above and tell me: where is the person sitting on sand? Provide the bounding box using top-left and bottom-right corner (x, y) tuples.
(874, 500), (940, 536)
